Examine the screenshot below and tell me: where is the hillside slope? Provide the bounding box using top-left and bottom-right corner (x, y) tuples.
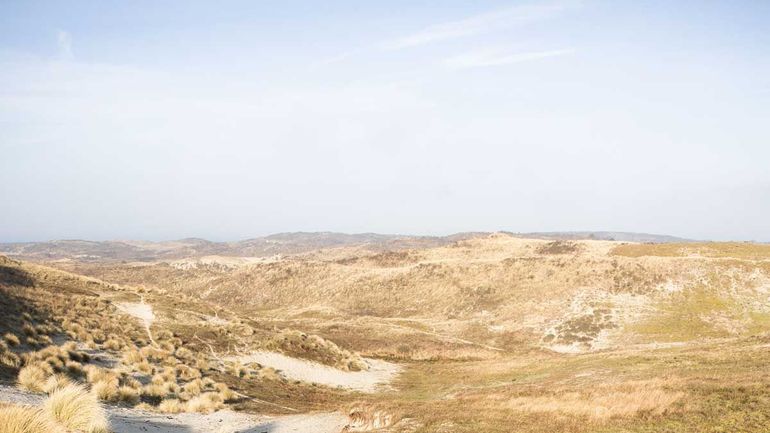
(7, 236), (770, 433)
(53, 235), (770, 356)
(0, 255), (389, 432)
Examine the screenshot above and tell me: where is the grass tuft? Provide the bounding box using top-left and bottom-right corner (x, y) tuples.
(184, 392), (224, 413)
(4, 332), (21, 347)
(43, 374), (73, 394)
(17, 365), (49, 392)
(43, 383), (109, 433)
(0, 405), (65, 433)
(158, 398), (184, 414)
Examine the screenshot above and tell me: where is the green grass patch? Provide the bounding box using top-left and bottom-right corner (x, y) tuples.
(631, 289), (738, 342)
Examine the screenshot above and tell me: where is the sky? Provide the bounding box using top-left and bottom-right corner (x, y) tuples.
(1, 0), (769, 242)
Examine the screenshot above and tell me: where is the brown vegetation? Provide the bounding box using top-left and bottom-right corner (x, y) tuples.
(4, 235), (770, 432)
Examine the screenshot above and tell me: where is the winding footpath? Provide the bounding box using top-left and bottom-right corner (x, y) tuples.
(116, 298), (156, 345)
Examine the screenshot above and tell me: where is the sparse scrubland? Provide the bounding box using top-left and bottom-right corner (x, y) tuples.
(2, 234), (770, 432)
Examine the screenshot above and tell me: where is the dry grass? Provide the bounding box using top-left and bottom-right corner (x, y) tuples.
(158, 398), (184, 414)
(0, 257), (246, 417)
(175, 364), (201, 381)
(501, 388), (685, 419)
(17, 365), (48, 392)
(141, 383), (166, 400)
(84, 365), (118, 387)
(134, 402), (153, 411)
(267, 329), (368, 371)
(91, 380), (118, 402)
(101, 338), (122, 351)
(42, 374), (73, 394)
(117, 386), (140, 405)
(135, 360), (153, 374)
(224, 361), (248, 378)
(185, 392), (224, 413)
(21, 323), (37, 337)
(214, 382), (236, 401)
(64, 360), (83, 376)
(347, 403), (397, 431)
(4, 332), (20, 347)
(611, 242), (770, 259)
(1, 351), (21, 368)
(175, 347), (193, 360)
(181, 378), (203, 398)
(0, 405), (65, 433)
(43, 384), (109, 433)
(122, 349), (144, 365)
(537, 241), (581, 255)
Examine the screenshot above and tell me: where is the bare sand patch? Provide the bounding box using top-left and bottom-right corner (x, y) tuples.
(228, 351), (401, 392)
(116, 300), (155, 343)
(116, 301), (154, 328)
(110, 407), (347, 433)
(0, 385), (348, 433)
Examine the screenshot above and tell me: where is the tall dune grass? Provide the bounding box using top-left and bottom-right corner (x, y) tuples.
(43, 384), (109, 433)
(0, 405), (65, 433)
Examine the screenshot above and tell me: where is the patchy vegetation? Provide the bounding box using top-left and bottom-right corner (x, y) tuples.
(266, 330), (368, 371)
(536, 241), (581, 255)
(3, 235), (770, 432)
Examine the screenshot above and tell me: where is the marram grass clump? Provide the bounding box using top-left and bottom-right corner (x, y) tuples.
(0, 405), (65, 433)
(43, 383), (109, 433)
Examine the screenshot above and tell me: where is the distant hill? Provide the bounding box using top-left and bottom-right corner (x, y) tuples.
(0, 232), (486, 262)
(508, 231), (694, 243)
(0, 231), (692, 262)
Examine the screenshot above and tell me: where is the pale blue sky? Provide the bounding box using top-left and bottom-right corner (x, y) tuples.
(1, 1), (769, 242)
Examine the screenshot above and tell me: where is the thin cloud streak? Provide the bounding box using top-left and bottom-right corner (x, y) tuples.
(445, 48), (574, 69)
(382, 1), (579, 50)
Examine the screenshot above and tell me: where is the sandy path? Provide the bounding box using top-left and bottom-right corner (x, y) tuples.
(116, 299), (155, 344)
(0, 385), (348, 433)
(227, 351), (401, 393)
(110, 408), (348, 433)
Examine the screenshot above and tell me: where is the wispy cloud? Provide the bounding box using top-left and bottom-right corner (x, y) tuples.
(382, 1), (579, 50)
(313, 49), (359, 67)
(445, 47), (573, 69)
(57, 30), (74, 60)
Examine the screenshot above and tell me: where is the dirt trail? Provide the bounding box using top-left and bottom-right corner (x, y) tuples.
(0, 385), (348, 433)
(116, 297), (155, 344)
(110, 408), (348, 433)
(227, 351), (401, 392)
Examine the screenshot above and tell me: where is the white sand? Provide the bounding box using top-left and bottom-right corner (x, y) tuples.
(116, 300), (155, 343)
(228, 351), (401, 393)
(116, 301), (155, 328)
(0, 385), (348, 433)
(109, 408), (348, 433)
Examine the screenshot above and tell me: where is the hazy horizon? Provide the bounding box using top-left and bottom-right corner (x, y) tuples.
(0, 229), (740, 245)
(2, 1), (769, 243)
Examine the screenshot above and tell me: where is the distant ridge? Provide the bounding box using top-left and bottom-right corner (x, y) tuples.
(509, 231), (694, 243)
(0, 232), (483, 262)
(0, 230), (693, 262)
